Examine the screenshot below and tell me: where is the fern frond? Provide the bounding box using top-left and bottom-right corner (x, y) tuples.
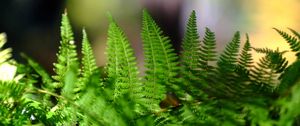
(106, 18), (141, 101)
(200, 27), (217, 70)
(180, 10), (201, 72)
(141, 10), (180, 111)
(251, 48), (288, 88)
(77, 29), (102, 98)
(50, 12), (80, 125)
(238, 34), (253, 69)
(52, 12), (79, 88)
(274, 28), (300, 55)
(232, 34), (253, 88)
(287, 28), (300, 40)
(274, 29), (300, 93)
(180, 10), (207, 98)
(217, 31), (241, 73)
(209, 32), (242, 97)
(81, 30), (99, 81)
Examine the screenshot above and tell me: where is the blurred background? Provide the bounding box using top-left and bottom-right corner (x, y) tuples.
(0, 0), (300, 73)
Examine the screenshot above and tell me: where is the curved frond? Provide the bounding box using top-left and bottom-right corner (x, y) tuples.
(180, 10), (207, 98)
(181, 10), (201, 72)
(52, 12), (79, 88)
(238, 34), (253, 69)
(274, 28), (300, 55)
(288, 28), (300, 40)
(78, 29), (102, 97)
(251, 48), (288, 88)
(217, 32), (241, 73)
(81, 30), (99, 80)
(141, 10), (180, 111)
(106, 18), (141, 100)
(200, 27), (217, 70)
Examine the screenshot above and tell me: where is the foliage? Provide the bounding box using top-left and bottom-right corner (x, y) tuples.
(1, 10), (300, 126)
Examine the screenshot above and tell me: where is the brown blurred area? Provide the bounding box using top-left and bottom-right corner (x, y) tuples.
(0, 0), (299, 73)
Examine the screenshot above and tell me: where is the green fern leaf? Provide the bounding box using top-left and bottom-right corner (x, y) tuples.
(181, 10), (201, 72)
(77, 29), (102, 97)
(208, 32), (242, 97)
(287, 28), (300, 40)
(52, 12), (79, 88)
(180, 10), (205, 98)
(238, 34), (253, 69)
(251, 48), (288, 88)
(141, 10), (180, 110)
(106, 18), (141, 100)
(217, 32), (241, 73)
(50, 13), (79, 124)
(81, 30), (99, 81)
(274, 28), (300, 55)
(200, 27), (217, 70)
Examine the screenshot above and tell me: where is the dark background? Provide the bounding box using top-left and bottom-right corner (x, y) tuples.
(0, 0), (182, 73)
(0, 0), (65, 72)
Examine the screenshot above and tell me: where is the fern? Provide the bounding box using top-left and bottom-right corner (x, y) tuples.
(105, 17), (141, 101)
(251, 48), (288, 88)
(2, 9), (300, 126)
(200, 27), (217, 71)
(217, 32), (241, 73)
(274, 28), (300, 57)
(141, 10), (180, 111)
(50, 12), (80, 125)
(81, 30), (99, 83)
(180, 10), (208, 99)
(234, 34), (253, 88)
(275, 28), (300, 94)
(180, 10), (201, 73)
(210, 32), (242, 97)
(52, 12), (79, 89)
(238, 34), (253, 70)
